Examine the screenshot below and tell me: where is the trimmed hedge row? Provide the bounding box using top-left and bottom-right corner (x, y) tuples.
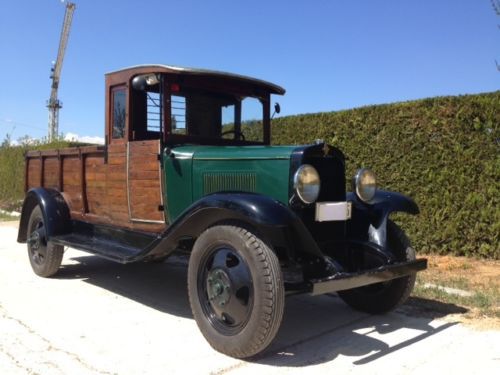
(0, 140), (74, 209)
(1, 92), (498, 258)
(272, 91), (499, 259)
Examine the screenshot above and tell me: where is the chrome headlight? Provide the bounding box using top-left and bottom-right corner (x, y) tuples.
(353, 168), (377, 203)
(294, 164), (320, 204)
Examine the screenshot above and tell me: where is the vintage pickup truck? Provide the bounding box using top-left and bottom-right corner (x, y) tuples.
(18, 64), (426, 358)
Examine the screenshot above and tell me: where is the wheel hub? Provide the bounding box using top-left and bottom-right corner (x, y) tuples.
(207, 268), (231, 307)
(28, 226), (47, 265)
(28, 231), (41, 250)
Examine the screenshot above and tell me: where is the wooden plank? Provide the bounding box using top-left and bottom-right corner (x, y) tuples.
(58, 152), (63, 191)
(129, 186), (162, 197)
(129, 179), (161, 188)
(129, 160), (159, 171)
(86, 180), (106, 188)
(40, 155), (44, 187)
(43, 158), (59, 189)
(129, 170), (159, 180)
(80, 150), (88, 214)
(85, 172), (107, 181)
(107, 164), (126, 173)
(27, 159), (41, 189)
(24, 155), (28, 193)
(107, 156), (126, 165)
(106, 180), (126, 188)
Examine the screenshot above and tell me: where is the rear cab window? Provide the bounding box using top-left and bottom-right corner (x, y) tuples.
(111, 86), (127, 139)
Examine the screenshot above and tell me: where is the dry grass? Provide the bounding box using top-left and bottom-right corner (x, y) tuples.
(411, 255), (500, 329)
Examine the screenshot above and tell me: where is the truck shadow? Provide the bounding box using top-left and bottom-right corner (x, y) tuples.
(57, 253), (467, 367)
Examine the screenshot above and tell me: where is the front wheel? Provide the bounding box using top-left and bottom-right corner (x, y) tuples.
(27, 206), (64, 277)
(187, 224), (284, 358)
(338, 220), (416, 314)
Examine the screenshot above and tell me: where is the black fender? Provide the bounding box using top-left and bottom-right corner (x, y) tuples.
(148, 192), (325, 261)
(17, 188), (71, 243)
(347, 190), (419, 250)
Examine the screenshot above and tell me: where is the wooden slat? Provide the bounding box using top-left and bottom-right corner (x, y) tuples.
(43, 158), (59, 189)
(129, 170), (159, 180)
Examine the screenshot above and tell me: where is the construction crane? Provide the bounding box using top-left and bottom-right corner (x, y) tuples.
(47, 1), (76, 141)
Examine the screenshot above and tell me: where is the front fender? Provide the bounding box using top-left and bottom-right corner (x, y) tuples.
(149, 192), (325, 260)
(347, 190), (419, 249)
(17, 188), (71, 243)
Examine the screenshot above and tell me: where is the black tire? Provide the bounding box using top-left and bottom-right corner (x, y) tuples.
(188, 224), (284, 358)
(338, 220), (416, 314)
(27, 206), (64, 277)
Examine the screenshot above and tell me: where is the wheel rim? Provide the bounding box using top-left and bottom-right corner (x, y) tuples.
(198, 245), (254, 335)
(28, 218), (47, 266)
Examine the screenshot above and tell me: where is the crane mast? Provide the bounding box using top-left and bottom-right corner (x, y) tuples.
(47, 1), (76, 141)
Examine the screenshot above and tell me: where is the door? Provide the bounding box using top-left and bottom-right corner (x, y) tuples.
(127, 139), (165, 224)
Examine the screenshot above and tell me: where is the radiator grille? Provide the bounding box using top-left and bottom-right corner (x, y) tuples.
(203, 173), (257, 194)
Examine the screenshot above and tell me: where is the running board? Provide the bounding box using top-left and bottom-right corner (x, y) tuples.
(309, 259), (427, 295)
(50, 221), (158, 264)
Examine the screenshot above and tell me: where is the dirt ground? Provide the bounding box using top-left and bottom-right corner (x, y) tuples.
(424, 255), (500, 287)
(2, 219), (498, 329)
(409, 254), (500, 330)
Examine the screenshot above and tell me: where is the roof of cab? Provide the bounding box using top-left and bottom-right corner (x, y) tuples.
(106, 64), (286, 95)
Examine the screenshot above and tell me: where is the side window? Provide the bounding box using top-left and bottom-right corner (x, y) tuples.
(146, 91), (161, 132)
(221, 104), (236, 139)
(112, 87), (126, 139)
(241, 97), (263, 142)
(171, 95), (187, 134)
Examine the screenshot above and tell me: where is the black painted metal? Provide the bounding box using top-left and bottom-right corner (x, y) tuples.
(28, 218), (47, 266)
(17, 188), (71, 243)
(17, 167), (426, 295)
(39, 192), (325, 265)
(147, 192), (327, 261)
(347, 190), (419, 249)
(198, 245), (254, 334)
(310, 258), (427, 295)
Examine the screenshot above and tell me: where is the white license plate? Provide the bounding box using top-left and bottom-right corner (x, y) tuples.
(315, 201), (352, 222)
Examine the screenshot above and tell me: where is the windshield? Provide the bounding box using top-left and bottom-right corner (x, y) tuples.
(170, 88), (264, 143)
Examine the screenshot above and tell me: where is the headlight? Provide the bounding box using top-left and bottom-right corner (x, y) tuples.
(294, 164), (320, 204)
(353, 168), (377, 203)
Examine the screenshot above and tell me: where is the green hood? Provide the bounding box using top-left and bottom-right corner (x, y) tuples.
(164, 145), (299, 222)
(172, 145), (298, 160)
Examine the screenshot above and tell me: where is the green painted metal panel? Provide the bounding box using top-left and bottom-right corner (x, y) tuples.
(176, 145), (297, 160)
(193, 159), (290, 204)
(163, 149), (194, 222)
(163, 145), (296, 222)
(203, 172), (257, 194)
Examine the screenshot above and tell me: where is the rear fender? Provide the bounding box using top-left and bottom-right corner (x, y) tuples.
(17, 188), (71, 243)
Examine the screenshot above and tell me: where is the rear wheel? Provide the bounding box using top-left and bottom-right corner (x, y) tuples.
(338, 220), (416, 313)
(188, 224), (284, 358)
(27, 206), (64, 277)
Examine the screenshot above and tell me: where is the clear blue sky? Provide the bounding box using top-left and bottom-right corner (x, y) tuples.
(0, 0), (498, 142)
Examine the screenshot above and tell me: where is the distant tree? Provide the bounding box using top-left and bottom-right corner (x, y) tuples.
(493, 0), (500, 71)
(17, 135), (38, 147)
(1, 134), (11, 148)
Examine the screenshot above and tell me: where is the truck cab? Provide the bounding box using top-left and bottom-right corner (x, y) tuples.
(17, 64), (426, 359)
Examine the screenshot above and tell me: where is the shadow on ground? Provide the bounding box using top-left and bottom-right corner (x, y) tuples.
(57, 253), (467, 367)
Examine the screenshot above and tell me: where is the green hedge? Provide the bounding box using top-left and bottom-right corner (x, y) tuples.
(1, 92), (498, 258)
(0, 140), (75, 210)
(272, 91), (499, 259)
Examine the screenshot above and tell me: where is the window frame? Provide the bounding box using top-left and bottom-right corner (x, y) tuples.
(109, 85), (128, 144)
(164, 81), (270, 146)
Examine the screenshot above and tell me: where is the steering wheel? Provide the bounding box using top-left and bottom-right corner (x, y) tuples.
(221, 130), (246, 141)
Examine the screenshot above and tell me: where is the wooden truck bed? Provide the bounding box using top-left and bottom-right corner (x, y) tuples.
(25, 139), (166, 233)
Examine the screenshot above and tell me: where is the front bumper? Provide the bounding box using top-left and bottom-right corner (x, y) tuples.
(309, 258), (427, 296)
